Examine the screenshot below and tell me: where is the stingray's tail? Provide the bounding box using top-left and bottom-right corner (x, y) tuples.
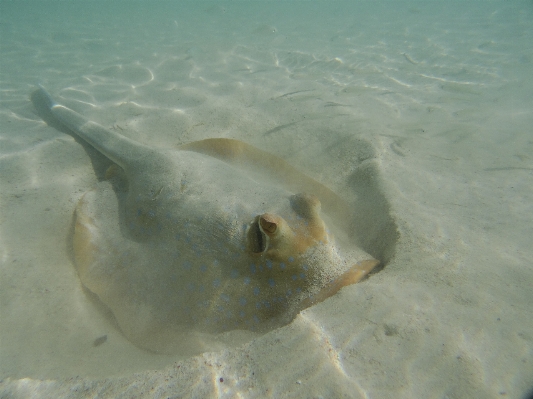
(35, 84), (57, 108)
(31, 86), (156, 170)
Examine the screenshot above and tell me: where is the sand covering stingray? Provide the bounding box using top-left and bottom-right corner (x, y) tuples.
(33, 86), (379, 354)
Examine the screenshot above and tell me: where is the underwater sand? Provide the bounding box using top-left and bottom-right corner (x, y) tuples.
(1, 1), (532, 398)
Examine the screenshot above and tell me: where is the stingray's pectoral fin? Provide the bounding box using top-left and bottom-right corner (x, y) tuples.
(71, 183), (127, 298)
(72, 183), (165, 351)
(72, 194), (96, 282)
(72, 194), (101, 285)
(178, 138), (349, 223)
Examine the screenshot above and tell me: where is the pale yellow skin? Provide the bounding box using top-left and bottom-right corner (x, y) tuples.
(34, 87), (379, 354)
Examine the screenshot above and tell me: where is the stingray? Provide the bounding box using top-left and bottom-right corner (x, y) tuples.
(33, 86), (379, 354)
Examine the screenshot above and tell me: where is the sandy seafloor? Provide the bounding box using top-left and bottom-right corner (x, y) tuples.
(1, 1), (532, 398)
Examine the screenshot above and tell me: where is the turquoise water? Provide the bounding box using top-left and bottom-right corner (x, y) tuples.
(1, 1), (532, 398)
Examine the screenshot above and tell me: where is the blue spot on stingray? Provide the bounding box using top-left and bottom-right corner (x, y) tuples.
(200, 264), (207, 272)
(183, 261), (192, 271)
(253, 287), (260, 296)
(291, 275), (298, 281)
(243, 277), (251, 285)
(300, 273), (306, 279)
(253, 315), (260, 324)
(286, 289), (293, 296)
(239, 297), (247, 306)
(266, 259), (273, 269)
(255, 302), (261, 309)
(268, 278), (276, 287)
(213, 279), (221, 288)
(187, 282), (195, 291)
(288, 257), (295, 263)
(280, 263), (286, 270)
(263, 301), (271, 308)
(137, 208), (142, 216)
(250, 264), (256, 274)
(230, 269), (239, 278)
(302, 264), (309, 271)
(239, 311), (246, 318)
(220, 293), (230, 303)
(296, 287), (302, 293)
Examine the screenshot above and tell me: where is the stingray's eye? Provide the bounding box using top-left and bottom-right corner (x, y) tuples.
(290, 193), (321, 218)
(248, 216), (267, 253)
(260, 217), (277, 234)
